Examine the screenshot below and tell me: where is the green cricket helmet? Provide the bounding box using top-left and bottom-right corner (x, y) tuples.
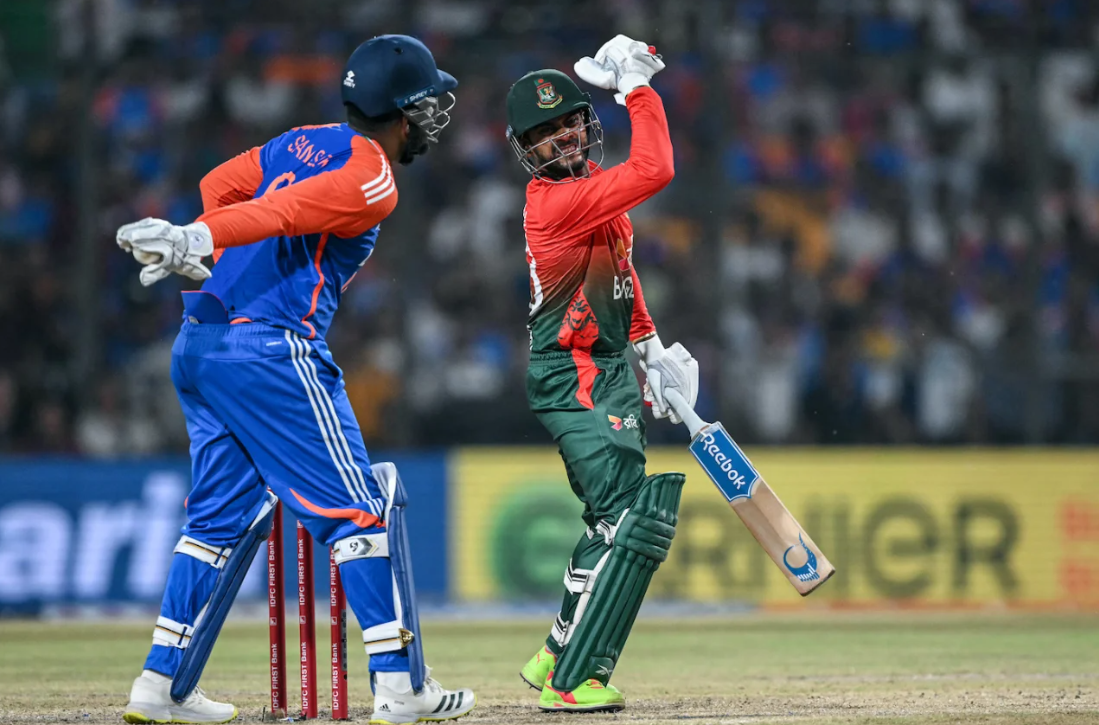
(506, 69), (604, 179)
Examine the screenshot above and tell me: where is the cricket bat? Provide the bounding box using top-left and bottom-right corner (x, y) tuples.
(664, 389), (835, 596)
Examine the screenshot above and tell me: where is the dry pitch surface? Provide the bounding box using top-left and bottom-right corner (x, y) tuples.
(0, 612), (1097, 725)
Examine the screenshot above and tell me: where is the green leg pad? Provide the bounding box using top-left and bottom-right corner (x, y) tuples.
(545, 530), (612, 657)
(550, 472), (685, 693)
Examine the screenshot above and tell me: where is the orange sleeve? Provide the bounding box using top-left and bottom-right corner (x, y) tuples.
(196, 136), (397, 248)
(628, 265), (657, 342)
(199, 147), (263, 212)
(539, 87), (674, 241)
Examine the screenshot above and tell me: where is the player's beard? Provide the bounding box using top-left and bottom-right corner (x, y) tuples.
(539, 134), (590, 180)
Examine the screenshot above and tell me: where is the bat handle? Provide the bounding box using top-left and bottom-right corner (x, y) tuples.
(663, 388), (709, 439)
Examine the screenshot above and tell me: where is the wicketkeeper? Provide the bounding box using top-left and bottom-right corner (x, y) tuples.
(116, 36), (474, 725)
(506, 35), (700, 712)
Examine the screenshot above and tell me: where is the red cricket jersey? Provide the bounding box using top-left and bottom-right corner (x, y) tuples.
(523, 86), (673, 356)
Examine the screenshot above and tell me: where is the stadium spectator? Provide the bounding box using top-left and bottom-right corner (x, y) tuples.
(2, 0), (1099, 453)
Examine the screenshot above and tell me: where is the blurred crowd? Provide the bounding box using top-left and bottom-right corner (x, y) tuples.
(2, 0), (1099, 455)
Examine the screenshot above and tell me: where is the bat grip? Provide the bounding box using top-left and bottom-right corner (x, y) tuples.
(663, 388), (708, 439)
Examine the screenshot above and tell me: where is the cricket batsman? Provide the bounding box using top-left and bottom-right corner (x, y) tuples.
(506, 36), (699, 712)
(115, 35), (475, 725)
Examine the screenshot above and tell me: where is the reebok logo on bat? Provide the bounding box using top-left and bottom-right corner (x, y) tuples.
(689, 423), (760, 502)
(699, 433), (748, 490)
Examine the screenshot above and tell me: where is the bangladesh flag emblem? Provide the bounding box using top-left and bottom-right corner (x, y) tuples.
(536, 79), (563, 109)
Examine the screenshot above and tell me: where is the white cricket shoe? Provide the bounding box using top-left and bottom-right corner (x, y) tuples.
(370, 670), (475, 724)
(122, 670), (238, 724)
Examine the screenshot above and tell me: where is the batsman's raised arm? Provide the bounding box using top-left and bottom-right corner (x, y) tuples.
(508, 39), (673, 241)
(539, 87), (673, 238)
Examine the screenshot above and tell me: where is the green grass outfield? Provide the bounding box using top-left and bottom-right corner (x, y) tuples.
(1, 612), (1097, 724)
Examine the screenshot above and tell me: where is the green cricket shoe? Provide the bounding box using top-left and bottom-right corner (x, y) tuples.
(520, 646), (556, 690)
(538, 671), (625, 713)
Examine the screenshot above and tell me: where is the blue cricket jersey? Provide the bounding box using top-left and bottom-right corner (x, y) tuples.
(195, 123), (397, 339)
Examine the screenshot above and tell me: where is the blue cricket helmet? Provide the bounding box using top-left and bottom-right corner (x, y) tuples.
(341, 34), (458, 117)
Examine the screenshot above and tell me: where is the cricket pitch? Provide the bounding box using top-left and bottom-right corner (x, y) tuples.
(1, 612), (1097, 724)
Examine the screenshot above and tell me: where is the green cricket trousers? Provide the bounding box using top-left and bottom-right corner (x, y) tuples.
(526, 349), (648, 656)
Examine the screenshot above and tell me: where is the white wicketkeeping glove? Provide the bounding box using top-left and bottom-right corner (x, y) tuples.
(635, 335), (698, 425)
(117, 218), (215, 287)
(574, 34), (666, 105)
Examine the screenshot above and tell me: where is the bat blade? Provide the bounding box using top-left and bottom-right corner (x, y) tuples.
(688, 421), (835, 596)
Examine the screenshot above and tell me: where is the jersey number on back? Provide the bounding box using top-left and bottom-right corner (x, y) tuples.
(265, 172), (297, 195)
